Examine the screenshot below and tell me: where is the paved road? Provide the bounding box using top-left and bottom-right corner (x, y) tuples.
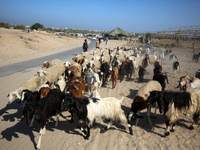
(0, 39), (96, 77)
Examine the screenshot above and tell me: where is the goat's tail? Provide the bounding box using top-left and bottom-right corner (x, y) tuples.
(118, 93), (124, 103)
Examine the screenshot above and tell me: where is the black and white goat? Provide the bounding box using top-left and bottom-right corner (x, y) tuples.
(62, 91), (128, 139)
(173, 60), (180, 74)
(127, 81), (162, 135)
(147, 88), (200, 136)
(24, 89), (64, 149)
(100, 62), (111, 86)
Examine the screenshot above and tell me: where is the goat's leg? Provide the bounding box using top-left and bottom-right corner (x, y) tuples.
(154, 103), (157, 118)
(21, 103), (26, 119)
(189, 112), (200, 130)
(135, 111), (140, 126)
(101, 120), (113, 133)
(170, 123), (176, 132)
(127, 112), (134, 135)
(165, 120), (170, 136)
(84, 126), (90, 140)
(29, 115), (35, 128)
(70, 108), (74, 123)
(147, 106), (155, 131)
(36, 126), (46, 150)
(55, 114), (59, 128)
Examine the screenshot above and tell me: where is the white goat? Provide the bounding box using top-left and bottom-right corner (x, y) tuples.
(7, 76), (45, 103)
(86, 68), (100, 96)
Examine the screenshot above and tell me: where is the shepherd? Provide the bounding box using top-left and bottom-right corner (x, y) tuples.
(83, 39), (88, 52)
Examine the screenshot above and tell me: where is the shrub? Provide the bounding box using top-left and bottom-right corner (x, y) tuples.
(14, 25), (25, 30)
(31, 23), (44, 30)
(0, 22), (10, 29)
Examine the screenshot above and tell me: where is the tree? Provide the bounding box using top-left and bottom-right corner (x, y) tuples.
(14, 24), (25, 30)
(31, 23), (44, 30)
(139, 36), (143, 43)
(145, 33), (152, 43)
(0, 22), (10, 29)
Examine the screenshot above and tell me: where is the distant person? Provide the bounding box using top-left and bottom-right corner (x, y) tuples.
(96, 38), (101, 49)
(82, 39), (88, 52)
(106, 37), (108, 45)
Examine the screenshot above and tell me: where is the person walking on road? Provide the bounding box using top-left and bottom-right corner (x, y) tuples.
(106, 37), (108, 45)
(83, 39), (88, 52)
(96, 38), (101, 49)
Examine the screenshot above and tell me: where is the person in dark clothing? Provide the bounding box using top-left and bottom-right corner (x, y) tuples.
(83, 39), (88, 52)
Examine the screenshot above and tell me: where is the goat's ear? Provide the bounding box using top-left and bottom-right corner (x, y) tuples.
(7, 93), (10, 97)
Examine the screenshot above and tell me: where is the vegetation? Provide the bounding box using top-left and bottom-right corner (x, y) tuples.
(31, 23), (44, 30)
(14, 24), (25, 30)
(139, 36), (143, 43)
(145, 32), (152, 43)
(0, 22), (10, 29)
(176, 29), (181, 45)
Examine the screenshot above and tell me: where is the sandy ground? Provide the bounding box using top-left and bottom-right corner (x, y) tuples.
(0, 28), (200, 150)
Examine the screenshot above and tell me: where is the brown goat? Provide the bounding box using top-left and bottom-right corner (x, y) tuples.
(66, 64), (82, 78)
(42, 59), (64, 68)
(72, 57), (78, 62)
(142, 55), (150, 68)
(111, 67), (119, 89)
(39, 87), (51, 99)
(67, 76), (85, 98)
(78, 58), (84, 65)
(176, 76), (191, 92)
(154, 60), (162, 68)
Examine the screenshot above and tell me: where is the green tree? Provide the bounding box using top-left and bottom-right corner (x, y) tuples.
(0, 22), (10, 29)
(139, 36), (143, 43)
(145, 32), (152, 43)
(14, 24), (25, 30)
(31, 23), (44, 30)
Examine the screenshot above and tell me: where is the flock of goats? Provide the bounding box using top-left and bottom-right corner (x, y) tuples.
(7, 46), (200, 149)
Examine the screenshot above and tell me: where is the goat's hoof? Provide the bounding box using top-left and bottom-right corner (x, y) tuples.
(189, 125), (194, 130)
(170, 129), (175, 132)
(151, 127), (155, 131)
(100, 127), (108, 133)
(83, 130), (87, 135)
(165, 132), (170, 136)
(84, 136), (89, 140)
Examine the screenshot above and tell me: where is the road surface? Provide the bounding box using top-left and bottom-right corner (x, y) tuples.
(0, 39), (96, 77)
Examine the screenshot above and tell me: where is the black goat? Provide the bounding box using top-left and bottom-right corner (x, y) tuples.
(192, 52), (200, 62)
(119, 63), (125, 82)
(138, 66), (145, 82)
(147, 89), (200, 136)
(153, 73), (169, 90)
(20, 89), (40, 119)
(100, 62), (111, 86)
(24, 89), (64, 149)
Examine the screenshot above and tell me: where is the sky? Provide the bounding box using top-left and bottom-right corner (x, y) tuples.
(0, 0), (200, 33)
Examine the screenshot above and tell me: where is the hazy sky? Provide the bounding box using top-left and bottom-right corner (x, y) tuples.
(0, 0), (200, 33)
